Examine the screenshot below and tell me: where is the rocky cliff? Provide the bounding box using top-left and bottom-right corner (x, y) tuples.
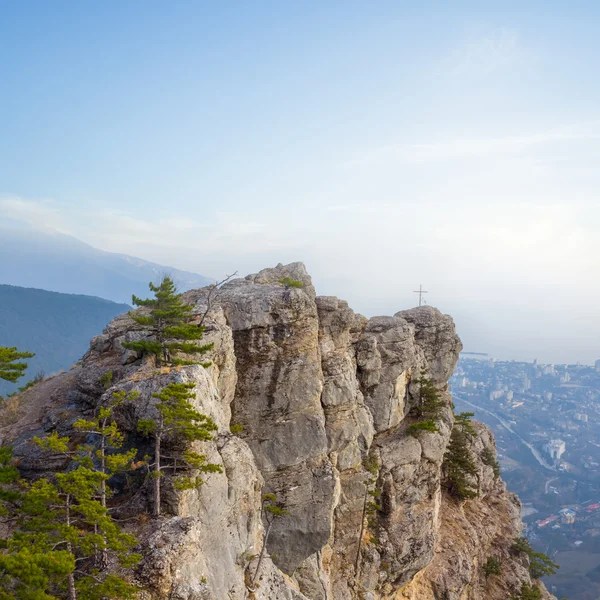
(0, 263), (556, 600)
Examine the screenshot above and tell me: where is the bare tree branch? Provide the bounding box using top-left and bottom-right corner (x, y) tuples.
(198, 271), (238, 327)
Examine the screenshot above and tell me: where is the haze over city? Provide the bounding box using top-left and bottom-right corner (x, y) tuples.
(1, 1), (599, 364)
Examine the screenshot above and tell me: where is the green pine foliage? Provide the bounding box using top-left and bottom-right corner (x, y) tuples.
(0, 446), (74, 600)
(443, 412), (478, 501)
(407, 420), (439, 436)
(413, 372), (444, 420)
(250, 493), (288, 584)
(0, 439), (140, 600)
(481, 445), (501, 478)
(0, 346), (35, 385)
(354, 453), (381, 577)
(73, 390), (140, 509)
(512, 537), (559, 579)
(483, 556), (502, 578)
(406, 372), (444, 437)
(278, 277), (303, 289)
(511, 583), (543, 600)
(137, 382), (221, 517)
(122, 276), (213, 366)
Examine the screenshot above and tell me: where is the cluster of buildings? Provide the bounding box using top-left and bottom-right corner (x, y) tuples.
(451, 356), (600, 474)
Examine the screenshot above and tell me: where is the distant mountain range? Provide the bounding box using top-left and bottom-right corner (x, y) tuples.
(0, 218), (212, 304)
(0, 284), (130, 397)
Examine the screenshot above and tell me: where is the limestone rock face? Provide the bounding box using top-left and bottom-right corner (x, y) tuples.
(0, 262), (556, 600)
(399, 422), (555, 600)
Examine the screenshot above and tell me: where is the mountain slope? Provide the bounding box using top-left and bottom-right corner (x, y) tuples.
(0, 284), (130, 396)
(0, 218), (212, 303)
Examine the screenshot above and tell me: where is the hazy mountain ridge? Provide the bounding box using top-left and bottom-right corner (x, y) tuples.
(0, 284), (130, 396)
(0, 218), (212, 304)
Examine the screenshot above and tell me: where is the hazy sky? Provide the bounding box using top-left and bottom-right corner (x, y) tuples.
(1, 2), (599, 364)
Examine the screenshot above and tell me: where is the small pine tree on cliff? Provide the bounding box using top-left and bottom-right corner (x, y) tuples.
(511, 583), (543, 600)
(443, 412), (478, 500)
(0, 346), (34, 384)
(73, 390), (140, 567)
(413, 371), (443, 419)
(137, 382), (221, 518)
(512, 537), (558, 579)
(407, 372), (444, 436)
(122, 276), (213, 366)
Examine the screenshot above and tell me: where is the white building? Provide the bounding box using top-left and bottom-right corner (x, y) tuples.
(545, 439), (566, 461)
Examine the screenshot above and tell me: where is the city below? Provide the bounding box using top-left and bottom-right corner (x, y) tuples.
(451, 356), (600, 600)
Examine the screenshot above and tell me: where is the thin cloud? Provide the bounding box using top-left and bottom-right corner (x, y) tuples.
(344, 121), (600, 167)
(446, 26), (520, 77)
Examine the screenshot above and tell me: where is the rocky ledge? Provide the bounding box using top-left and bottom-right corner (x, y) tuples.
(0, 262), (556, 600)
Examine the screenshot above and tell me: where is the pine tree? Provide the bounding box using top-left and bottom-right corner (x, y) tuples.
(137, 382), (221, 517)
(481, 445), (501, 478)
(73, 390), (139, 510)
(73, 390), (139, 568)
(407, 372), (443, 436)
(0, 445), (75, 600)
(443, 412), (478, 500)
(413, 371), (443, 420)
(512, 537), (558, 579)
(250, 493), (288, 585)
(122, 277), (213, 366)
(31, 434), (140, 599)
(0, 346), (34, 384)
(511, 583), (543, 600)
(354, 453), (380, 580)
(483, 556), (502, 578)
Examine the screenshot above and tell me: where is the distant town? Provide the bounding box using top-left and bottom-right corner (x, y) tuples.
(451, 356), (600, 600)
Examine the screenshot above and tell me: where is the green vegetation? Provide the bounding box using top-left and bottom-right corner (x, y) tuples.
(407, 420), (439, 436)
(0, 429), (140, 599)
(483, 556), (502, 579)
(413, 372), (444, 419)
(98, 370), (113, 390)
(73, 390), (140, 508)
(251, 493), (289, 584)
(0, 346), (34, 385)
(443, 412), (478, 500)
(355, 453), (381, 577)
(229, 423), (244, 434)
(512, 537), (559, 579)
(511, 583), (543, 600)
(481, 445), (501, 478)
(278, 277), (303, 288)
(407, 372), (444, 436)
(0, 284), (129, 397)
(137, 382), (221, 517)
(122, 276), (213, 366)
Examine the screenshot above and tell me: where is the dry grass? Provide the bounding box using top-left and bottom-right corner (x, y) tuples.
(0, 395), (24, 427)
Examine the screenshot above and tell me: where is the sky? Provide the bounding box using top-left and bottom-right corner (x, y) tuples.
(1, 1), (599, 364)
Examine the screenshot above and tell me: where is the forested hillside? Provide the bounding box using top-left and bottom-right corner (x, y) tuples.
(0, 284), (129, 396)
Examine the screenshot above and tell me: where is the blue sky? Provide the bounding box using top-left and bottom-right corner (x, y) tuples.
(1, 2), (599, 363)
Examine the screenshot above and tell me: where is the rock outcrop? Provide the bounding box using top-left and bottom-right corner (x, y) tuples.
(0, 262), (556, 600)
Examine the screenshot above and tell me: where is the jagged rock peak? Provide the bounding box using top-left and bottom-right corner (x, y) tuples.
(0, 262), (555, 600)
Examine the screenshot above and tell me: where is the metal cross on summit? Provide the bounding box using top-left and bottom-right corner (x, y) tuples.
(413, 284), (428, 307)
